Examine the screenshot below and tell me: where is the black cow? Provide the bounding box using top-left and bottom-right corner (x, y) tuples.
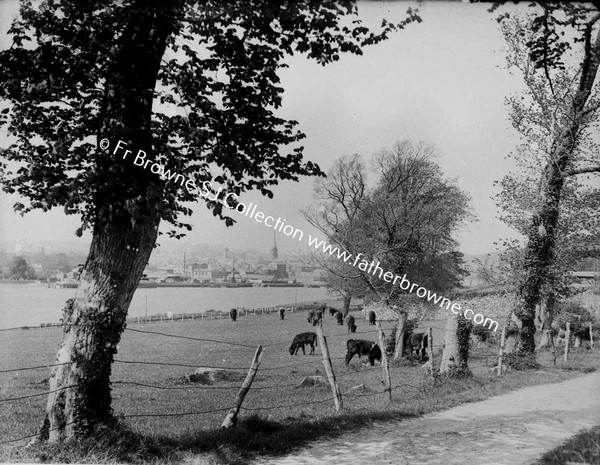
(335, 311), (344, 326)
(406, 332), (428, 360)
(229, 308), (237, 322)
(346, 314), (356, 333)
(289, 332), (318, 355)
(345, 339), (381, 366)
(329, 307), (339, 317)
(368, 310), (376, 326)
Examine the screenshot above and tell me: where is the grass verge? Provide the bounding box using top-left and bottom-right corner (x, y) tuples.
(536, 425), (600, 465)
(5, 364), (598, 465)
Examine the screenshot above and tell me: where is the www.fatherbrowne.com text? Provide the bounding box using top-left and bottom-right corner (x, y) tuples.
(106, 137), (498, 331)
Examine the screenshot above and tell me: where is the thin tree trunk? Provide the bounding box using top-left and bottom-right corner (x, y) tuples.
(393, 311), (407, 361)
(342, 294), (352, 318)
(35, 1), (183, 443)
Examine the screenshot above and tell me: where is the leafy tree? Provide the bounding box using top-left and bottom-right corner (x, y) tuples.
(301, 153), (368, 315)
(494, 4), (600, 359)
(8, 256), (36, 279)
(0, 0), (420, 442)
(303, 141), (471, 307)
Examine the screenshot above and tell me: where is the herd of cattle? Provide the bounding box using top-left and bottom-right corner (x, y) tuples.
(299, 304), (429, 365)
(229, 303), (429, 365)
(231, 303), (593, 365)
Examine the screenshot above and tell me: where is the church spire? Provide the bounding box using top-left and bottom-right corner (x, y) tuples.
(271, 231), (278, 260)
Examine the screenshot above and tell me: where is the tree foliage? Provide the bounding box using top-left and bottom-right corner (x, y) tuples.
(303, 140), (472, 304)
(0, 0), (422, 442)
(493, 3), (600, 356)
(495, 14), (600, 301)
(8, 255), (36, 280)
(0, 0), (420, 238)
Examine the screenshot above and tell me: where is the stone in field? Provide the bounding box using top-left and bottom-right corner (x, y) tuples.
(186, 367), (245, 384)
(297, 376), (328, 388)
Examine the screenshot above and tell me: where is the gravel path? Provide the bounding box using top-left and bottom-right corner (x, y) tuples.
(253, 371), (600, 465)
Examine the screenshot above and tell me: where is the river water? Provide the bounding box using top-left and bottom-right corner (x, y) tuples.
(0, 284), (331, 329)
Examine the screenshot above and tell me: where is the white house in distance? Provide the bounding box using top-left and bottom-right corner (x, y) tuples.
(189, 263), (213, 281)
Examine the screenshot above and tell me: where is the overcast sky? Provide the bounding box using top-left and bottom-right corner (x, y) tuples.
(0, 0), (528, 256)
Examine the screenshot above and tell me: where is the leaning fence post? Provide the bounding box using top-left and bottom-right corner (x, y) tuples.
(564, 322), (570, 362)
(497, 324), (506, 376)
(376, 321), (392, 401)
(221, 345), (264, 428)
(315, 325), (343, 411)
(589, 322), (594, 349)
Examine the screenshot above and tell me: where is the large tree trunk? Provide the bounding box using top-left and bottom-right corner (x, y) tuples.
(512, 178), (563, 356)
(440, 314), (472, 374)
(440, 316), (458, 373)
(512, 18), (600, 359)
(38, 221), (158, 442)
(35, 1), (183, 443)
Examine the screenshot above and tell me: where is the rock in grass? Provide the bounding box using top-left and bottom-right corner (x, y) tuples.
(297, 376), (328, 388)
(186, 367), (245, 385)
(348, 384), (371, 393)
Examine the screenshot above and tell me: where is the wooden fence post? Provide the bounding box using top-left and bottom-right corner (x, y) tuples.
(427, 326), (434, 366)
(315, 325), (343, 411)
(221, 345), (264, 428)
(589, 322), (594, 349)
(549, 329), (556, 366)
(497, 324), (506, 376)
(564, 322), (570, 362)
(376, 322), (392, 401)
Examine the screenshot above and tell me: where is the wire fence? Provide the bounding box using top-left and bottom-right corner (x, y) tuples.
(0, 305), (596, 446)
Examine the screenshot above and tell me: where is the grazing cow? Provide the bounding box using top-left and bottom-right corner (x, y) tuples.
(335, 311), (344, 326)
(289, 332), (318, 355)
(279, 307), (285, 320)
(368, 310), (376, 326)
(329, 307), (339, 317)
(406, 332), (428, 360)
(346, 315), (356, 333)
(229, 308), (237, 322)
(345, 339), (381, 366)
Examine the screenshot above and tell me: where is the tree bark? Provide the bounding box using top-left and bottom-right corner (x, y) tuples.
(38, 221), (159, 442)
(440, 316), (458, 373)
(342, 294), (352, 318)
(512, 18), (600, 358)
(393, 310), (407, 361)
(35, 1), (183, 443)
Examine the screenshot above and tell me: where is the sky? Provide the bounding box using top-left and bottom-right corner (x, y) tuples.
(0, 0), (529, 256)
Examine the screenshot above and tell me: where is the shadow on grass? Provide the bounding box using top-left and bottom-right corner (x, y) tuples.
(18, 410), (418, 464)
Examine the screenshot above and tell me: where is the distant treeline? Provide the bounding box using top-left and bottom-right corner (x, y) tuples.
(0, 250), (87, 279)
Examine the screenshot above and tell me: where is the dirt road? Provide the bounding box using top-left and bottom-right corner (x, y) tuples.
(253, 371), (600, 465)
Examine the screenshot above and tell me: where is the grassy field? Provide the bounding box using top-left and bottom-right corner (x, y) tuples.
(1, 307), (599, 464)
